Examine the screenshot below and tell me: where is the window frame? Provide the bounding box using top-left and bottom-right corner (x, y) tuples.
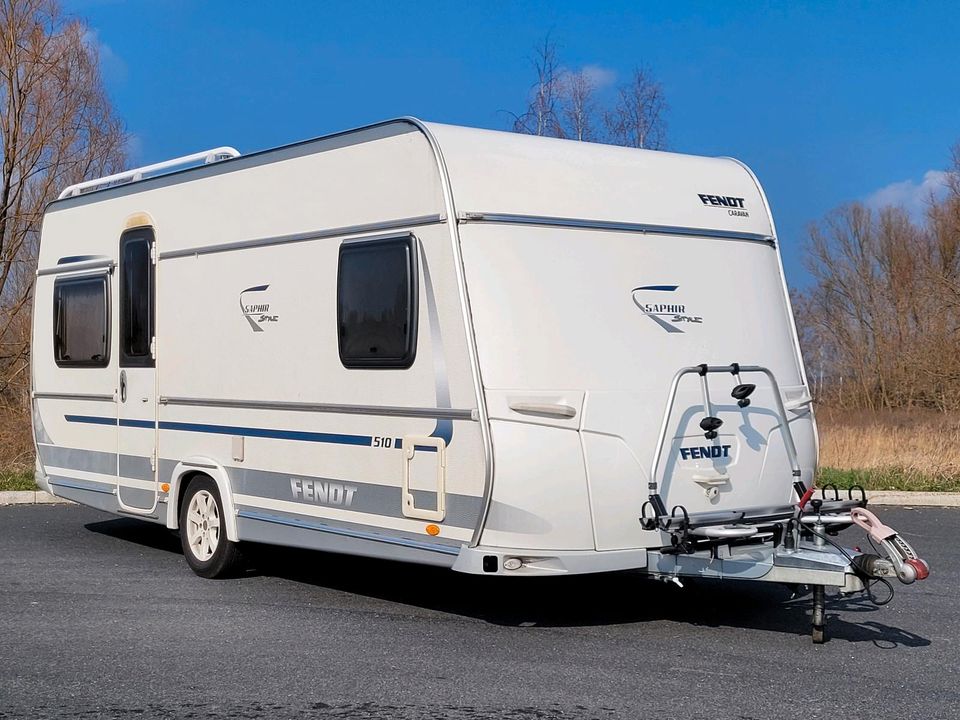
(52, 273), (111, 369)
(119, 227), (156, 369)
(336, 234), (419, 370)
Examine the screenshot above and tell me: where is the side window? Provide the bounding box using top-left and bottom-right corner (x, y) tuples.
(119, 229), (155, 367)
(53, 275), (109, 368)
(337, 236), (418, 368)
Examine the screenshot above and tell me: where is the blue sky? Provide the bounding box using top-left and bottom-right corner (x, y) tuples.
(68, 1), (959, 287)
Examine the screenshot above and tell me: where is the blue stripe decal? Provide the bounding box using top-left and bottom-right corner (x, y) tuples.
(66, 414), (378, 448)
(159, 420), (371, 446)
(65, 415), (154, 429)
(65, 414), (455, 450)
(125, 419), (155, 429)
(634, 285), (678, 291)
(236, 509), (461, 555)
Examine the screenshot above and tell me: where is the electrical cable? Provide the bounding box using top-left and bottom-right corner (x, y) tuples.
(803, 522), (856, 563)
(804, 514), (896, 606)
(867, 577), (895, 606)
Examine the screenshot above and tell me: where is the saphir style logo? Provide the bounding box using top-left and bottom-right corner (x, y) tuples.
(239, 284), (279, 332)
(631, 285), (703, 333)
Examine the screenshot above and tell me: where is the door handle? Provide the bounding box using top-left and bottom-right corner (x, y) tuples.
(508, 402), (577, 419)
(119, 370), (127, 403)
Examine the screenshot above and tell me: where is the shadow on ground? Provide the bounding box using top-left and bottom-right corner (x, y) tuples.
(85, 516), (930, 648)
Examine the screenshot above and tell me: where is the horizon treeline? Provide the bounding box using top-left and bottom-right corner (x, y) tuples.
(794, 145), (960, 411)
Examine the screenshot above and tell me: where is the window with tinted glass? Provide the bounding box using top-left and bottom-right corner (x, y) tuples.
(120, 229), (155, 367)
(337, 236), (417, 368)
(53, 275), (109, 367)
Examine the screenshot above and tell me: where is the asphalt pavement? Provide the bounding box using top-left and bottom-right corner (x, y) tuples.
(0, 504), (957, 719)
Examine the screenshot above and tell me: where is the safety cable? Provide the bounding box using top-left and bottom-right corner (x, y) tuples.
(804, 517), (895, 606)
(803, 522), (855, 563)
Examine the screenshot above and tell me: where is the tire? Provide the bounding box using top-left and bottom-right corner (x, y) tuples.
(179, 476), (243, 578)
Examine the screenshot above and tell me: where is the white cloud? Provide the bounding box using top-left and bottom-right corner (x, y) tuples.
(579, 64), (617, 89)
(558, 63), (617, 91)
(82, 29), (127, 85)
(123, 133), (143, 165)
(865, 169), (952, 219)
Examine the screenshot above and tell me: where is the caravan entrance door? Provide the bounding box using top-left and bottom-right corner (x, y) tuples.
(116, 227), (158, 512)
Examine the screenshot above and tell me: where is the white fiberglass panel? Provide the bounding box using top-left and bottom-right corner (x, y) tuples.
(462, 224), (814, 549)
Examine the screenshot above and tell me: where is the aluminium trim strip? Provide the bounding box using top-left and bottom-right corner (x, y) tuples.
(402, 119), (496, 550)
(158, 214), (444, 260)
(236, 509), (461, 555)
(37, 258), (115, 276)
(158, 396), (478, 420)
(34, 392), (115, 402)
(180, 460), (218, 469)
(726, 156), (810, 389)
(48, 477), (116, 495)
(459, 212), (775, 245)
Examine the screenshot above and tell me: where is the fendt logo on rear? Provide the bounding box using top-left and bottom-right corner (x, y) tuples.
(698, 193), (749, 217)
(631, 285), (703, 334)
(679, 445), (731, 460)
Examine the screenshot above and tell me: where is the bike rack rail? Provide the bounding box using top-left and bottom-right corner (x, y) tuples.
(647, 364), (803, 511)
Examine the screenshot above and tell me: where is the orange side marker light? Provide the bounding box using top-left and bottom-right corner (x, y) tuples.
(160, 483), (170, 493)
(426, 524), (440, 536)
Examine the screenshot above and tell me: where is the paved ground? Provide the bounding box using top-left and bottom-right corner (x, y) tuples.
(0, 505), (957, 720)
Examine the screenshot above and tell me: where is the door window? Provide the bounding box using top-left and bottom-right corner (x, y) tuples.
(119, 229), (155, 367)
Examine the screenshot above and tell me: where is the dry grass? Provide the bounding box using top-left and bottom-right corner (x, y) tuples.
(816, 406), (960, 491)
(0, 404), (35, 490)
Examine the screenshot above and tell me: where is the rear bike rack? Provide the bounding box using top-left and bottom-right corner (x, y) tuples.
(641, 363), (804, 532)
(638, 366), (930, 644)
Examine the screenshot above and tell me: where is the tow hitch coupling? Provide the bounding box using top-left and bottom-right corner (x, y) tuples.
(849, 507), (930, 584)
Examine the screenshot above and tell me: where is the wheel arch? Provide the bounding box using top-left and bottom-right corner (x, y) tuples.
(164, 458), (239, 542)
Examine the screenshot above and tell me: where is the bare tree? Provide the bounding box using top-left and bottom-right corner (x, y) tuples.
(510, 39), (669, 148)
(0, 0), (126, 415)
(797, 179), (960, 412)
(605, 67), (668, 150)
(511, 35), (564, 138)
(559, 69), (598, 142)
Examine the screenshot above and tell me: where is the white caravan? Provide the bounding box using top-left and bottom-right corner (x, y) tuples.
(32, 118), (927, 641)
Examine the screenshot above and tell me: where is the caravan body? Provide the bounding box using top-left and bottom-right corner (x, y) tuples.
(32, 119), (813, 569)
(35, 119), (927, 628)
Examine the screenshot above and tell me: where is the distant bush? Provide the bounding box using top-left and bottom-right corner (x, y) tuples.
(816, 406), (960, 491)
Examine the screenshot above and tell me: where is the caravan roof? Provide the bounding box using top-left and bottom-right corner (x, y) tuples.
(48, 118), (775, 244)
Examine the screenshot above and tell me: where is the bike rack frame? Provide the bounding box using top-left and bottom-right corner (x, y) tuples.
(648, 364), (803, 505)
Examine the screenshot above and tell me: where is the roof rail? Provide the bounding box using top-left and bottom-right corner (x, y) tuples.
(57, 146), (241, 199)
